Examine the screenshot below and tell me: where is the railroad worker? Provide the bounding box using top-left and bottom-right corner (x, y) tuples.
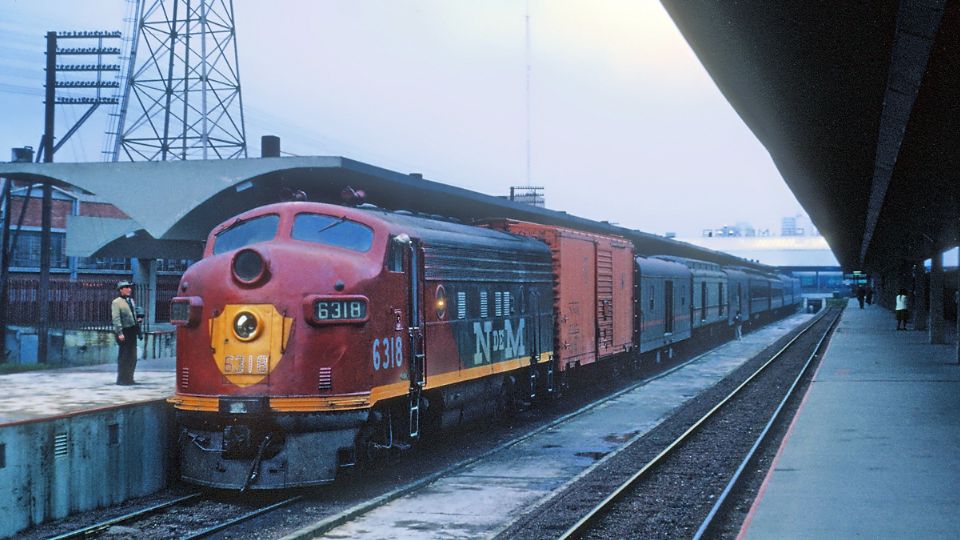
(856, 285), (866, 309)
(895, 288), (909, 331)
(111, 280), (141, 385)
(734, 310), (743, 340)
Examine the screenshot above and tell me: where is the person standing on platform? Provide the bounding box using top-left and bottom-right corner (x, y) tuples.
(734, 310), (743, 340)
(111, 280), (142, 385)
(856, 285), (866, 309)
(895, 288), (909, 330)
(866, 285), (874, 305)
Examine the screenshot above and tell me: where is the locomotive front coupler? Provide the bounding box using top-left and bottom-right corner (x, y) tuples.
(215, 397), (282, 460)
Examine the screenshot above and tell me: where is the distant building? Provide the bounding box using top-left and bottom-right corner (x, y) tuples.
(702, 222), (758, 238)
(781, 213), (823, 237)
(506, 186), (545, 208)
(781, 215), (799, 236)
(705, 214), (821, 240)
(736, 221), (757, 237)
(1, 182), (192, 278)
(679, 232), (842, 294)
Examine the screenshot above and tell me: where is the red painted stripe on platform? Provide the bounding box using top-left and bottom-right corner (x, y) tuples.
(736, 323), (836, 539)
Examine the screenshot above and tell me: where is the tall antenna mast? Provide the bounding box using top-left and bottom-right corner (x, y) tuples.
(525, 0), (532, 186)
(109, 0), (247, 161)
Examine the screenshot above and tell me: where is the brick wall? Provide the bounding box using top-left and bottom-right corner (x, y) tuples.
(8, 197), (130, 228)
(81, 202), (129, 219)
(7, 198), (73, 228)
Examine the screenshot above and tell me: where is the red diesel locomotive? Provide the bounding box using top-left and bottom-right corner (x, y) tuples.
(170, 199), (799, 490)
(169, 201), (556, 489)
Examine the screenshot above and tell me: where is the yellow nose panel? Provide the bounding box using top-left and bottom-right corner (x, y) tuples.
(210, 304), (293, 387)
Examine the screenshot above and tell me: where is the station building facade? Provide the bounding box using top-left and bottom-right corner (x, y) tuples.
(1, 182), (189, 364)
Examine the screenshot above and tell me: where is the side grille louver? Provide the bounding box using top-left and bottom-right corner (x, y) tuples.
(318, 368), (333, 390)
(54, 432), (69, 458)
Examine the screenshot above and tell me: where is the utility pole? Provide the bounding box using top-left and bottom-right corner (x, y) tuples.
(38, 32), (56, 363)
(35, 30), (122, 363)
(0, 177), (11, 363)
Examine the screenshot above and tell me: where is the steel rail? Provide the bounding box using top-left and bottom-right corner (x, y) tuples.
(49, 490), (301, 540)
(558, 308), (836, 540)
(692, 306), (844, 539)
(48, 492), (202, 539)
(180, 495), (303, 539)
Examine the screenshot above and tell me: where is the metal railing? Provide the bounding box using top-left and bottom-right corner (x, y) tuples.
(3, 277), (180, 330)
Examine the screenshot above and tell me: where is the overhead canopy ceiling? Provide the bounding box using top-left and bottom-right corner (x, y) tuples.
(661, 0), (958, 274)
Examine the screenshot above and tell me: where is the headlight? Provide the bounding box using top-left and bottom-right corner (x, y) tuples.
(233, 311), (261, 341)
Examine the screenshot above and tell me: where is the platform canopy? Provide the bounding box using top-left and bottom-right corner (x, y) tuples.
(0, 156), (772, 270)
(661, 0), (959, 274)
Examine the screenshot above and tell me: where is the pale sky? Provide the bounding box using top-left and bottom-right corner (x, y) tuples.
(0, 0), (805, 238)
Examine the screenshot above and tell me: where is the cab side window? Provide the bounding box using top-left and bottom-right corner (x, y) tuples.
(386, 237), (404, 272)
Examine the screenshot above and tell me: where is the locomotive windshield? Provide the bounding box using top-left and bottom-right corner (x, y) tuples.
(213, 214), (280, 254)
(291, 213), (374, 252)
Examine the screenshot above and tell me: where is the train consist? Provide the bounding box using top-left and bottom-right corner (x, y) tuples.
(169, 200), (800, 489)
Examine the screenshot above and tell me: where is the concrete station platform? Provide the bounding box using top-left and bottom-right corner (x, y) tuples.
(741, 299), (960, 539)
(0, 357), (175, 424)
(0, 358), (176, 538)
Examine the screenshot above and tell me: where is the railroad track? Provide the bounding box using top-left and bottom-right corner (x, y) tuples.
(38, 361), (681, 540)
(283, 314), (819, 539)
(36, 313), (818, 540)
(48, 491), (302, 539)
(556, 307), (842, 539)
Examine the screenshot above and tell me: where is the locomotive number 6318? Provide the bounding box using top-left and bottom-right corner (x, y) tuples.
(304, 295), (369, 325)
(372, 336), (403, 371)
(316, 299), (366, 320)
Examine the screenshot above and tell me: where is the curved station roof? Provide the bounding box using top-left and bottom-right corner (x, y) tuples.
(0, 156), (770, 270)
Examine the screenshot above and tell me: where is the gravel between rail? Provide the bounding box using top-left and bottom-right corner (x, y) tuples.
(497, 308), (839, 539)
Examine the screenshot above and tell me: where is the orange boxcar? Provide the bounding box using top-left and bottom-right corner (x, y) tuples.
(483, 220), (634, 370)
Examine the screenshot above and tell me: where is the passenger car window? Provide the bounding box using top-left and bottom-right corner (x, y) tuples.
(213, 214), (280, 254)
(292, 214), (374, 252)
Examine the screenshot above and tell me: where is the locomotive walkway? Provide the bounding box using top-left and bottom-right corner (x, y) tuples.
(740, 298), (960, 538)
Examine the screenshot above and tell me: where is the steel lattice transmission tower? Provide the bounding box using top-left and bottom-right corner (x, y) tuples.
(109, 0), (247, 161)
